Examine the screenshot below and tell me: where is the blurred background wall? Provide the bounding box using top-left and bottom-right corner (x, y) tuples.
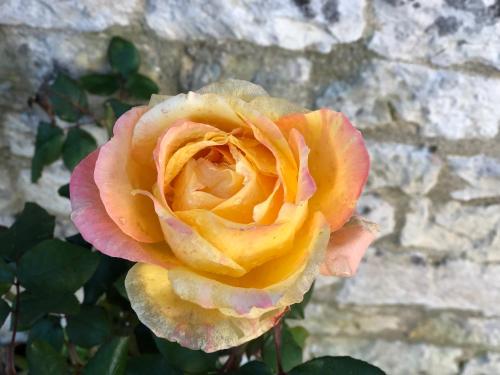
(1, 1), (499, 373)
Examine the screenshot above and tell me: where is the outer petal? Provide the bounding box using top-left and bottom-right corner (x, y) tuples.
(70, 150), (177, 268)
(168, 212), (330, 318)
(320, 216), (378, 277)
(196, 79), (269, 101)
(125, 262), (285, 352)
(94, 106), (163, 243)
(248, 96), (308, 121)
(132, 93), (249, 167)
(276, 109), (370, 230)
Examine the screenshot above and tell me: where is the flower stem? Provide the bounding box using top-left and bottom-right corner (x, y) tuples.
(273, 321), (285, 375)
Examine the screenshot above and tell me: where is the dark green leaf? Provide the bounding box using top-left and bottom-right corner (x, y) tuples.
(287, 283), (314, 320)
(17, 290), (79, 329)
(289, 326), (309, 348)
(58, 183), (70, 198)
(80, 73), (120, 95)
(106, 98), (132, 118)
(113, 274), (128, 300)
(289, 356), (386, 375)
(66, 233), (91, 248)
(27, 340), (69, 375)
(18, 239), (99, 294)
(49, 73), (89, 122)
(155, 337), (218, 374)
(0, 298), (10, 326)
(231, 361), (273, 375)
(62, 127), (97, 170)
(124, 73), (159, 100)
(126, 354), (180, 375)
(84, 337), (129, 375)
(66, 306), (111, 348)
(84, 254), (131, 305)
(31, 122), (64, 182)
(0, 258), (14, 284)
(108, 37), (140, 77)
(0, 202), (55, 260)
(263, 325), (303, 373)
(28, 316), (64, 352)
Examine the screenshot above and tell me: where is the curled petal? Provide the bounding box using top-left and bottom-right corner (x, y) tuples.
(134, 190), (247, 277)
(288, 128), (316, 203)
(168, 212), (330, 318)
(70, 150), (177, 268)
(125, 262), (285, 352)
(320, 216), (379, 277)
(277, 109), (370, 230)
(132, 93), (248, 167)
(176, 201), (308, 270)
(94, 106), (163, 243)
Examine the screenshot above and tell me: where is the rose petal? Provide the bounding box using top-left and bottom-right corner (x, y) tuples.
(320, 216), (378, 277)
(252, 180), (283, 225)
(277, 109), (370, 230)
(134, 190), (247, 277)
(132, 93), (249, 167)
(175, 201), (308, 270)
(168, 212), (330, 318)
(94, 106), (163, 243)
(70, 150), (177, 268)
(125, 262), (285, 352)
(288, 128), (317, 203)
(197, 79), (269, 102)
(248, 96), (308, 120)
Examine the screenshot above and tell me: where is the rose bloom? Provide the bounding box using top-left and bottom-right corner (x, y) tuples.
(70, 80), (376, 352)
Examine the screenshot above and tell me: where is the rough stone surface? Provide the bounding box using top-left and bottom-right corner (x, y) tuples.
(366, 142), (443, 195)
(146, 0), (366, 52)
(356, 193), (395, 237)
(305, 337), (462, 375)
(317, 60), (500, 139)
(463, 353), (500, 375)
(337, 252), (500, 316)
(0, 0), (143, 31)
(401, 198), (500, 261)
(2, 1), (500, 373)
(369, 0), (500, 69)
(448, 154), (500, 200)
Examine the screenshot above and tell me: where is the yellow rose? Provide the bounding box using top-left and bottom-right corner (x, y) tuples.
(70, 80), (376, 352)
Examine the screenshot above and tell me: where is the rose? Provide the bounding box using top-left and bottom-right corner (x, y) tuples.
(70, 80), (376, 352)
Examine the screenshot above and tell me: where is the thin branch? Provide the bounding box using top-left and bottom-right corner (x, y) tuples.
(273, 321), (285, 375)
(220, 345), (245, 373)
(7, 280), (20, 375)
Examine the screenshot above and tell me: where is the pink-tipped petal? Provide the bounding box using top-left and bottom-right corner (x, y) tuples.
(320, 216), (378, 277)
(288, 128), (317, 203)
(94, 107), (163, 243)
(70, 150), (177, 268)
(277, 110), (370, 231)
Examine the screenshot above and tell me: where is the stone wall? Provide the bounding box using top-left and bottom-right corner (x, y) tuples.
(1, 1), (500, 373)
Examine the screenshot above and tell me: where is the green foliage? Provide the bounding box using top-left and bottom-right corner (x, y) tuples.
(83, 337), (129, 375)
(0, 202), (55, 260)
(108, 37), (140, 77)
(1, 35), (388, 375)
(80, 73), (120, 95)
(62, 127), (97, 170)
(155, 337), (218, 374)
(49, 73), (89, 122)
(66, 306), (112, 348)
(288, 356), (386, 375)
(18, 239), (99, 294)
(27, 340), (69, 375)
(125, 73), (159, 100)
(31, 121), (64, 182)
